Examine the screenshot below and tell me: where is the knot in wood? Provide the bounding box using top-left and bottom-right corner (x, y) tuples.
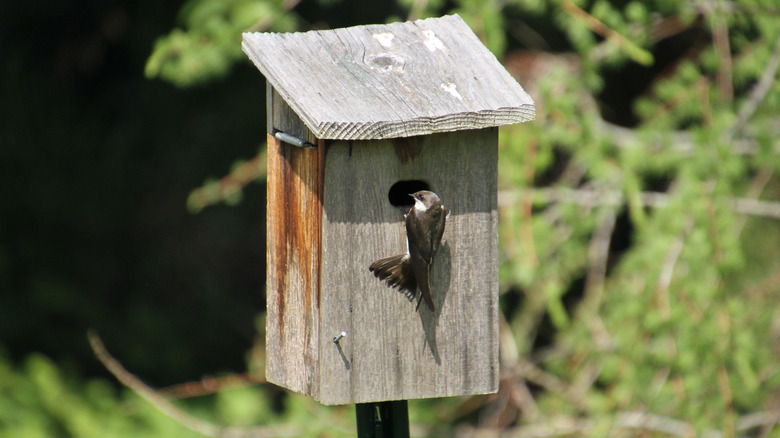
(365, 53), (405, 73)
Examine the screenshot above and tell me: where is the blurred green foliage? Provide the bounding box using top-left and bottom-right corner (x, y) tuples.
(0, 350), (198, 437)
(494, 0), (780, 435)
(4, 0), (780, 436)
(145, 0), (299, 87)
(0, 347), (358, 437)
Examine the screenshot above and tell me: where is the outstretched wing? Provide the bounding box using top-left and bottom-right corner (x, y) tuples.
(369, 254), (418, 301)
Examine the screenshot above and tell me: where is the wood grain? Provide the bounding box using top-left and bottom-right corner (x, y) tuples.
(264, 106), (324, 398)
(318, 128), (499, 404)
(243, 15), (535, 140)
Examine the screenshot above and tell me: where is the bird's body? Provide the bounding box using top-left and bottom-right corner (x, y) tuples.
(370, 190), (446, 311)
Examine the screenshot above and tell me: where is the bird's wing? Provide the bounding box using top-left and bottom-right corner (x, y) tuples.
(431, 205), (446, 255)
(406, 209), (434, 263)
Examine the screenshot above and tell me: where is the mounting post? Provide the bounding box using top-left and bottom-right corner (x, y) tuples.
(356, 400), (410, 438)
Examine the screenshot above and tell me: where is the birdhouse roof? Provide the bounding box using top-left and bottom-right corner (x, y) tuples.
(242, 15), (535, 140)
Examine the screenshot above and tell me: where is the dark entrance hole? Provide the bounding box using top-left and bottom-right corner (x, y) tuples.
(387, 180), (430, 207)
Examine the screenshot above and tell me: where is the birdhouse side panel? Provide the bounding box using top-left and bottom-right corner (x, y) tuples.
(318, 129), (499, 405)
(269, 85), (318, 144)
(265, 132), (324, 399)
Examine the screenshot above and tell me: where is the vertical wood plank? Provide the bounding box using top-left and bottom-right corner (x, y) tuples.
(272, 88), (318, 144)
(266, 79), (273, 134)
(265, 89), (323, 399)
(318, 128), (499, 404)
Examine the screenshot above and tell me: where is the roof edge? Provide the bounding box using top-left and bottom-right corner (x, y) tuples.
(314, 105), (536, 140)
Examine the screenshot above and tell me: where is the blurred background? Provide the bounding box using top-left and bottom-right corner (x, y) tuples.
(2, 0), (779, 436)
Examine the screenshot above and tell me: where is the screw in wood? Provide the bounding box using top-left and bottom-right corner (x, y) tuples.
(274, 131), (315, 148)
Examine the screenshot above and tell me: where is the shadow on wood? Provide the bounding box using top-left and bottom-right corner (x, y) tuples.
(418, 240), (452, 364)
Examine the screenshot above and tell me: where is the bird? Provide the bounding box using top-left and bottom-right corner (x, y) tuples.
(369, 190), (446, 311)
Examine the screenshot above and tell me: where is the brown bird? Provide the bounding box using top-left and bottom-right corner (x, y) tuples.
(369, 190), (446, 311)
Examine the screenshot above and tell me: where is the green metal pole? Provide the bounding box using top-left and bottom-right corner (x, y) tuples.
(356, 400), (410, 438)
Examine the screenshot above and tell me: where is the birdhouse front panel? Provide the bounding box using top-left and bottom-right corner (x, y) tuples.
(317, 128), (499, 405)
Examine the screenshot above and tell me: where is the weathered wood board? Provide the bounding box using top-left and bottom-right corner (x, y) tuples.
(243, 14), (534, 140)
(264, 98), (323, 395)
(264, 109), (499, 404)
(316, 128), (499, 404)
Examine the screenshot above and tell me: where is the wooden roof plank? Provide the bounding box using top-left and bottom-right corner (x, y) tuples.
(242, 14), (535, 140)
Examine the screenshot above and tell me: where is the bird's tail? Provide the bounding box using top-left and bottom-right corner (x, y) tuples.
(407, 252), (435, 312)
(369, 254), (417, 302)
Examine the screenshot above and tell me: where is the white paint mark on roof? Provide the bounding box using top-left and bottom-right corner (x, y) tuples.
(373, 32), (395, 48)
(441, 82), (462, 100)
(422, 30), (444, 52)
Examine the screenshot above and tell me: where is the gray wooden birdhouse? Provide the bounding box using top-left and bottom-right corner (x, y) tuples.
(242, 14), (534, 405)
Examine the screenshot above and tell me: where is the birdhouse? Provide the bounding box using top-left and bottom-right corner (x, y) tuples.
(242, 14), (534, 405)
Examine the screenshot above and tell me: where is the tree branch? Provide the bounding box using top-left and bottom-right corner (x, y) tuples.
(187, 149), (268, 214)
(655, 217), (694, 318)
(159, 373), (264, 400)
(731, 31), (780, 137)
(498, 187), (780, 220)
(708, 0), (734, 102)
(87, 330), (297, 438)
(559, 1), (652, 65)
(456, 409), (780, 438)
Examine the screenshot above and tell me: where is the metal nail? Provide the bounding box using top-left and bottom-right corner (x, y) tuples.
(333, 331), (347, 344)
